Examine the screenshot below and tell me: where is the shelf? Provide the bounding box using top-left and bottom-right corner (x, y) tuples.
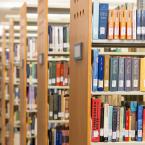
(27, 58), (37, 62)
(48, 57), (70, 61)
(98, 52), (145, 56)
(92, 91), (145, 96)
(92, 40), (145, 48)
(49, 86), (69, 89)
(49, 52), (70, 56)
(49, 120), (69, 124)
(91, 142), (145, 145)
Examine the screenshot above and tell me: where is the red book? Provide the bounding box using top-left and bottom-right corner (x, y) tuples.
(91, 98), (101, 142)
(125, 109), (130, 141)
(143, 108), (145, 141)
(60, 62), (64, 86)
(56, 62), (61, 86)
(63, 62), (69, 86)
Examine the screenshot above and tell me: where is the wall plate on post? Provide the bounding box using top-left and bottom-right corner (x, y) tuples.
(74, 42), (83, 61)
(38, 53), (44, 65)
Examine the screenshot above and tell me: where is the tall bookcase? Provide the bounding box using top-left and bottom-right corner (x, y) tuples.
(70, 0), (145, 145)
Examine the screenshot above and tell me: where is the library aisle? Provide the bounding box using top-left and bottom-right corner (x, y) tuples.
(1, 0), (145, 145)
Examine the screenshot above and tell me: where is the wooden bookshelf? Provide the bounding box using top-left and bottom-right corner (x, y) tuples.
(37, 0), (48, 145)
(20, 3), (27, 145)
(8, 19), (14, 145)
(1, 29), (6, 145)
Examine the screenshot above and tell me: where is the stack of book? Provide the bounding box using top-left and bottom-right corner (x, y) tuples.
(93, 1), (145, 40)
(49, 90), (69, 120)
(49, 61), (69, 87)
(48, 124), (69, 145)
(92, 49), (145, 92)
(48, 25), (69, 53)
(91, 97), (145, 142)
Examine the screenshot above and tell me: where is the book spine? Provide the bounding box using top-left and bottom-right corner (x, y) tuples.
(116, 107), (120, 142)
(125, 108), (130, 141)
(137, 105), (143, 141)
(118, 57), (125, 91)
(120, 10), (126, 40)
(136, 10), (142, 40)
(98, 3), (109, 39)
(100, 104), (104, 142)
(98, 55), (104, 91)
(143, 108), (145, 141)
(133, 8), (137, 40)
(125, 57), (132, 91)
(114, 10), (119, 39)
(142, 10), (145, 40)
(108, 106), (113, 142)
(108, 10), (114, 40)
(92, 0), (99, 40)
(132, 58), (140, 91)
(110, 57), (118, 91)
(104, 103), (109, 142)
(140, 58), (145, 91)
(92, 49), (99, 92)
(91, 98), (101, 142)
(104, 55), (110, 91)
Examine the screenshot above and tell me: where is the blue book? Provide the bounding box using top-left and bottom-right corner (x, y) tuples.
(92, 49), (99, 92)
(56, 129), (59, 145)
(97, 55), (104, 91)
(92, 0), (99, 40)
(137, 105), (143, 141)
(98, 3), (109, 39)
(137, 10), (142, 40)
(142, 10), (145, 40)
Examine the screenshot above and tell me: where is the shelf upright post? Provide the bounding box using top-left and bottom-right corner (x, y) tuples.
(20, 3), (27, 145)
(8, 19), (14, 145)
(37, 0), (48, 144)
(1, 29), (6, 145)
(70, 0), (92, 145)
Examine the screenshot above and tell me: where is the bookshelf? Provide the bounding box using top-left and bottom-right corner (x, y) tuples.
(20, 3), (38, 145)
(1, 29), (6, 145)
(70, 0), (145, 145)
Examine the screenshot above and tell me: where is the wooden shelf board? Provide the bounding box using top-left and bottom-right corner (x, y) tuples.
(48, 52), (70, 56)
(91, 142), (145, 145)
(48, 57), (70, 61)
(49, 86), (69, 89)
(49, 120), (69, 123)
(98, 52), (145, 56)
(92, 39), (145, 48)
(92, 91), (145, 96)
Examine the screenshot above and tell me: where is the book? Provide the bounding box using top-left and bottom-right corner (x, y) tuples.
(98, 55), (104, 91)
(92, 49), (99, 92)
(132, 58), (140, 91)
(137, 105), (143, 141)
(143, 107), (145, 141)
(132, 8), (137, 40)
(137, 10), (142, 40)
(92, 0), (99, 40)
(118, 57), (125, 91)
(125, 108), (130, 141)
(104, 55), (110, 91)
(108, 105), (113, 142)
(125, 57), (132, 91)
(110, 57), (118, 91)
(108, 10), (114, 40)
(114, 10), (119, 39)
(91, 98), (101, 142)
(140, 58), (145, 91)
(100, 104), (104, 142)
(98, 3), (109, 39)
(120, 10), (126, 40)
(141, 10), (145, 40)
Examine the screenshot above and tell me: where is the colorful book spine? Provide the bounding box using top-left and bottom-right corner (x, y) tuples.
(136, 9), (142, 40)
(98, 3), (109, 39)
(98, 55), (104, 91)
(125, 108), (130, 141)
(91, 98), (101, 142)
(140, 58), (145, 91)
(137, 105), (143, 141)
(108, 10), (114, 40)
(143, 107), (145, 141)
(92, 0), (99, 40)
(92, 49), (99, 92)
(108, 106), (113, 142)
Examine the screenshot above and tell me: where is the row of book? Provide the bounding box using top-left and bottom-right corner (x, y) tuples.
(92, 50), (145, 92)
(14, 44), (20, 62)
(27, 63), (37, 81)
(93, 1), (145, 40)
(27, 38), (37, 59)
(27, 85), (37, 110)
(49, 61), (69, 86)
(48, 25), (69, 53)
(91, 97), (145, 142)
(48, 124), (69, 145)
(49, 90), (69, 120)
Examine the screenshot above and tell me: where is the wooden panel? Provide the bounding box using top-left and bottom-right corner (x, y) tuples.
(1, 29), (6, 145)
(20, 3), (27, 145)
(8, 19), (14, 145)
(37, 0), (48, 145)
(70, 0), (92, 145)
